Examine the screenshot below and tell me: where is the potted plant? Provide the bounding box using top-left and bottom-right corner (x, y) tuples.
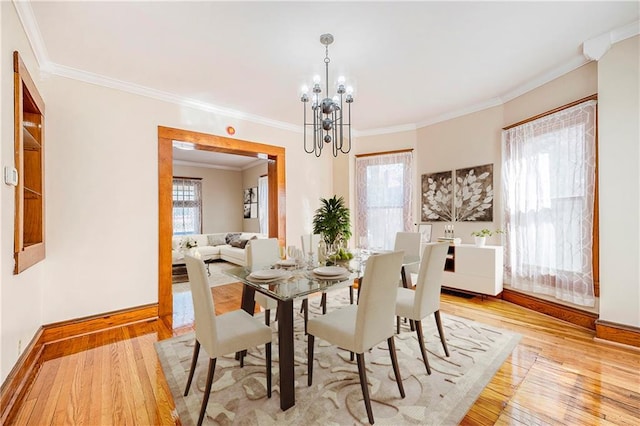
(312, 195), (352, 250)
(470, 228), (503, 247)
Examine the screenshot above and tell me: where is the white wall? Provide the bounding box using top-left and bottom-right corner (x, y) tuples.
(173, 164), (243, 233)
(0, 2), (334, 382)
(598, 36), (640, 327)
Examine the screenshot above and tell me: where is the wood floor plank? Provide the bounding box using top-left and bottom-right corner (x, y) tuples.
(7, 283), (640, 426)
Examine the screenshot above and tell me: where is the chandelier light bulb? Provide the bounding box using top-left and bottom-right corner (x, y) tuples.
(337, 76), (346, 84)
(346, 86), (354, 95)
(313, 75), (321, 84)
(301, 85), (309, 94)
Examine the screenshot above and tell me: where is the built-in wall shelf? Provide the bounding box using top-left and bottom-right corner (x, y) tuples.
(13, 51), (46, 274)
(442, 244), (503, 296)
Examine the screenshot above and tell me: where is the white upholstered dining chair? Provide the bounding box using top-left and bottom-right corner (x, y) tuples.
(246, 238), (280, 325)
(395, 242), (450, 375)
(183, 255), (272, 426)
(393, 231), (422, 280)
(307, 251), (406, 425)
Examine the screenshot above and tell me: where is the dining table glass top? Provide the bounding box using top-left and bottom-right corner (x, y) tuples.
(223, 251), (420, 302)
(224, 264), (357, 301)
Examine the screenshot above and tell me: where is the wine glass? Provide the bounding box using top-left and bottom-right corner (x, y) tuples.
(287, 245), (296, 260)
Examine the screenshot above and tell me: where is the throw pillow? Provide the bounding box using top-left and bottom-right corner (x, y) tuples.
(225, 232), (242, 244)
(208, 235), (226, 246)
(230, 239), (248, 249)
(229, 235), (257, 249)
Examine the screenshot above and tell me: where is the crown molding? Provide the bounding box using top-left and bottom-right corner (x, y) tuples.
(48, 62), (302, 133)
(354, 123), (417, 138)
(583, 19), (639, 61)
(499, 55), (591, 105)
(12, 0), (50, 70)
(416, 97), (503, 129)
(173, 158), (267, 172)
(173, 160), (241, 172)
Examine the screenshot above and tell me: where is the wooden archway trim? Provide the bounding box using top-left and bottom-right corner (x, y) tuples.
(157, 126), (286, 325)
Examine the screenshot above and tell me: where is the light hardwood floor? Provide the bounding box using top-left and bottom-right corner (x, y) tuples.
(9, 284), (640, 425)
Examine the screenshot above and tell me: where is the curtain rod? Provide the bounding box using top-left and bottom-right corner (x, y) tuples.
(503, 94), (597, 130)
(355, 148), (413, 158)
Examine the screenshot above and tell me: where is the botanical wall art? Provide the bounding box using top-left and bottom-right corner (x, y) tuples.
(421, 171), (454, 222)
(454, 164), (493, 221)
(421, 163), (494, 223)
(243, 187), (258, 219)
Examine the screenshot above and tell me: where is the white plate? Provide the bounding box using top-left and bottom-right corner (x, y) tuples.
(313, 266), (348, 276)
(248, 269), (287, 280)
(276, 259), (298, 267)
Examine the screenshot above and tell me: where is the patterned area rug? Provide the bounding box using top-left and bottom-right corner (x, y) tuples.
(156, 288), (521, 425)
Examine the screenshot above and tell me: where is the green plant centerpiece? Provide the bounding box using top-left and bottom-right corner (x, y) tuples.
(312, 195), (353, 265)
(470, 228), (503, 237)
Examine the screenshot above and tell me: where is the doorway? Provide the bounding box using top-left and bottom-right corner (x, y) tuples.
(157, 126), (286, 327)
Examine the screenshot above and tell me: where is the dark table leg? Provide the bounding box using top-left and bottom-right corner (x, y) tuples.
(277, 299), (295, 410)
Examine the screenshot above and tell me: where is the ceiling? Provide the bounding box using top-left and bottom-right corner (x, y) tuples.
(18, 1), (639, 140)
(172, 145), (265, 170)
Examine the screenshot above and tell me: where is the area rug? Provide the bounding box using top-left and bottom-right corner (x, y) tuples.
(156, 288), (521, 425)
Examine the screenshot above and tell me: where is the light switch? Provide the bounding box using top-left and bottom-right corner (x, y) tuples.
(4, 166), (18, 186)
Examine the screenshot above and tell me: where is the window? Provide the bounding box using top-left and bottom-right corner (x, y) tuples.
(502, 99), (597, 307)
(258, 175), (268, 235)
(173, 177), (202, 235)
(355, 150), (413, 250)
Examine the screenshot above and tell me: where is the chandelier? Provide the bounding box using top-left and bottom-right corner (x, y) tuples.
(300, 33), (354, 157)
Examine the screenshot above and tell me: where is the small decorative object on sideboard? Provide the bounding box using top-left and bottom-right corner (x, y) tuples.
(471, 228), (503, 247)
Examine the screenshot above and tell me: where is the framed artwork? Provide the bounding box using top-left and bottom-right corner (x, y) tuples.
(421, 171), (454, 222)
(417, 223), (432, 243)
(454, 164), (493, 221)
(243, 187), (259, 219)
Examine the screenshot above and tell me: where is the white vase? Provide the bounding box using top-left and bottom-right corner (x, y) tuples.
(474, 236), (486, 247)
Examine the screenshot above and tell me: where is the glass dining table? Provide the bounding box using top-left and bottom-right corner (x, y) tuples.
(223, 252), (420, 411)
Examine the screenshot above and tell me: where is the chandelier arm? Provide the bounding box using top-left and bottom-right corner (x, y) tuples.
(342, 102), (352, 154)
(303, 104), (314, 154)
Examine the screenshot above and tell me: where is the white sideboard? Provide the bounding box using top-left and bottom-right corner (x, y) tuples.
(442, 244), (503, 296)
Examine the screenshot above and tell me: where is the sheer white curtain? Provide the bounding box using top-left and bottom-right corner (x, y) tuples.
(502, 100), (596, 306)
(172, 177), (202, 235)
(258, 175), (268, 235)
(355, 151), (413, 250)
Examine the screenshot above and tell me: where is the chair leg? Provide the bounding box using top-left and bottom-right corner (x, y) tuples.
(396, 316), (400, 334)
(265, 309), (271, 326)
(414, 320), (431, 375)
(356, 353), (375, 425)
(307, 334), (315, 386)
(349, 285), (354, 304)
(434, 310), (450, 357)
(184, 340), (201, 396)
(197, 358), (217, 426)
(266, 342), (272, 398)
(387, 337), (405, 398)
(321, 293), (327, 314)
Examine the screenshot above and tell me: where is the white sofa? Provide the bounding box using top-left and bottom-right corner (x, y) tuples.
(172, 232), (267, 267)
